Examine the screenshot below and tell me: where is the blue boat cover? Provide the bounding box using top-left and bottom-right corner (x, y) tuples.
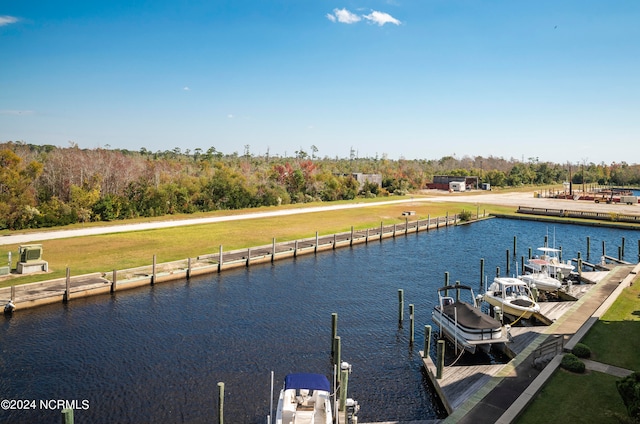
(284, 373), (330, 392)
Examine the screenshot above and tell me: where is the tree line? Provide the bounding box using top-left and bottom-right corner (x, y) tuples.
(1, 141), (639, 230)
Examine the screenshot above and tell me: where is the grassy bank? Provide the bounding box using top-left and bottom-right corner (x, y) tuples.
(0, 198), (513, 288)
(516, 278), (640, 424)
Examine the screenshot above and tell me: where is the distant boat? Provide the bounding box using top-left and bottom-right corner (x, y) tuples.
(432, 284), (508, 354)
(483, 277), (541, 321)
(275, 373), (333, 424)
(525, 247), (574, 280)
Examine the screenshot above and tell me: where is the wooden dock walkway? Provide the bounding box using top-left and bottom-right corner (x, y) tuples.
(421, 267), (635, 421)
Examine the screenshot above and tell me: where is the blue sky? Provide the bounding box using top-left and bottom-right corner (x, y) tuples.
(1, 1), (639, 164)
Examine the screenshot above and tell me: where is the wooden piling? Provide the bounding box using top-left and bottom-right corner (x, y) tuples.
(341, 366), (350, 413)
(380, 222), (383, 241)
(506, 249), (510, 276)
(61, 408), (74, 424)
(427, 214), (431, 230)
(578, 258), (583, 278)
(496, 266), (500, 277)
(603, 240), (606, 257)
(152, 255), (156, 285)
(333, 234), (337, 249)
(331, 313), (338, 357)
(398, 289), (404, 322)
(294, 240), (298, 258)
(272, 238), (276, 262)
(246, 248), (251, 267)
(10, 285), (15, 302)
(187, 257), (191, 279)
(218, 245), (223, 272)
(405, 218), (408, 235)
(559, 246), (563, 262)
(111, 269), (117, 293)
(351, 226), (355, 246)
(64, 267), (71, 302)
(586, 236), (591, 259)
(436, 340), (445, 379)
(334, 336), (341, 379)
(217, 382), (224, 424)
(513, 236), (517, 258)
(618, 246), (622, 261)
(315, 232), (319, 253)
(424, 325), (432, 358)
(479, 259), (485, 292)
(409, 304), (415, 345)
(622, 237), (626, 258)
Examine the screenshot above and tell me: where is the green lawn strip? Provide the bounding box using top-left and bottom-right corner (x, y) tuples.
(516, 370), (627, 424)
(581, 280), (640, 371)
(517, 278), (640, 423)
(0, 200), (490, 288)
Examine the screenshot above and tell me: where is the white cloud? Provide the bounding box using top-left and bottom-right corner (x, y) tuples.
(326, 9), (400, 26)
(227, 114), (235, 119)
(0, 15), (18, 26)
(183, 86), (190, 91)
(363, 11), (401, 26)
(327, 8), (361, 24)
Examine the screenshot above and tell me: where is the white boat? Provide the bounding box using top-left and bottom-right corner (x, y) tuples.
(432, 284), (508, 354)
(525, 247), (574, 280)
(519, 265), (563, 292)
(483, 277), (541, 320)
(275, 373), (333, 424)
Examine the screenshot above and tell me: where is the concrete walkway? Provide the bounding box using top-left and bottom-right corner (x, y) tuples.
(583, 359), (634, 378)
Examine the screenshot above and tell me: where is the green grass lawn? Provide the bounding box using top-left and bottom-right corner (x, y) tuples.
(517, 278), (640, 424)
(516, 370), (628, 424)
(0, 198), (506, 287)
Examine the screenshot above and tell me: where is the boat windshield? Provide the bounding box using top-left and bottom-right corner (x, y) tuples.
(504, 284), (530, 298)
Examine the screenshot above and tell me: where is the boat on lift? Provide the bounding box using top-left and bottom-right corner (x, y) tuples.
(432, 284), (508, 354)
(519, 266), (563, 292)
(525, 247), (574, 280)
(483, 277), (541, 321)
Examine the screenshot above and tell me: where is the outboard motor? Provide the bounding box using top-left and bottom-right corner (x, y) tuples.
(345, 398), (359, 424)
(4, 301), (16, 314)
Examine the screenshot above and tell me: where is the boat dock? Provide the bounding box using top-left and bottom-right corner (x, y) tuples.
(421, 264), (639, 423)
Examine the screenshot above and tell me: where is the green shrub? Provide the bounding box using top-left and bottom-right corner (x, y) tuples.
(458, 210), (473, 221)
(561, 353), (586, 373)
(572, 343), (592, 359)
(617, 372), (640, 421)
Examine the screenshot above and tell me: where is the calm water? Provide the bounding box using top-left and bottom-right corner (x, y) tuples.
(1, 219), (638, 423)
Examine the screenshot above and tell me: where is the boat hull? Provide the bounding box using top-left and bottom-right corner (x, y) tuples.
(432, 301), (505, 354)
(484, 295), (538, 319)
(519, 274), (562, 292)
